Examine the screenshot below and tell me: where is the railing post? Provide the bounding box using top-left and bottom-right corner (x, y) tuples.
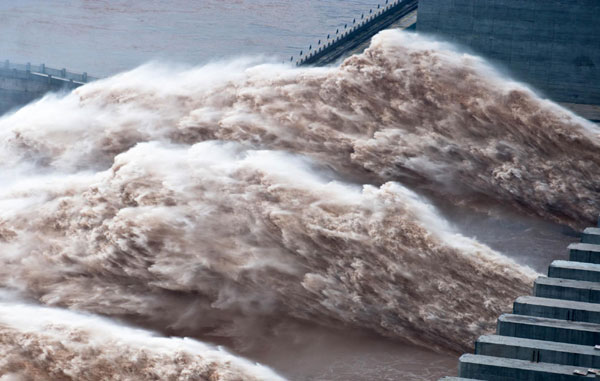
(82, 72), (88, 82)
(61, 68), (66, 78)
(41, 63), (45, 74)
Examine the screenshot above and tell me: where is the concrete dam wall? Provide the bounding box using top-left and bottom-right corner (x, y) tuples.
(417, 0), (600, 121)
(0, 61), (96, 115)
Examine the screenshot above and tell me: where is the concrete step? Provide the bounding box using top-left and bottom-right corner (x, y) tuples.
(514, 296), (600, 323)
(534, 276), (600, 303)
(570, 243), (600, 264)
(459, 354), (596, 380)
(548, 260), (600, 282)
(476, 334), (600, 368)
(582, 228), (600, 245)
(497, 314), (600, 346)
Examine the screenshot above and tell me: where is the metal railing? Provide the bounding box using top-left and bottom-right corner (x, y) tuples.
(1, 59), (97, 84)
(294, 0), (415, 66)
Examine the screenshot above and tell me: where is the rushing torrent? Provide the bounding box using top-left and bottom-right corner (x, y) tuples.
(0, 295), (285, 381)
(0, 30), (597, 377)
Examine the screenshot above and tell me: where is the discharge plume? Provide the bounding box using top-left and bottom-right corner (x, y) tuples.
(0, 29), (595, 378)
(2, 31), (597, 227)
(0, 297), (284, 381)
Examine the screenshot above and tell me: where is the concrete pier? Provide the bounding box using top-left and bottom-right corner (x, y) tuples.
(534, 276), (600, 303)
(514, 296), (600, 323)
(476, 335), (600, 368)
(582, 228), (600, 245)
(497, 314), (600, 346)
(548, 260), (600, 283)
(440, 219), (600, 379)
(459, 354), (596, 380)
(569, 243), (600, 264)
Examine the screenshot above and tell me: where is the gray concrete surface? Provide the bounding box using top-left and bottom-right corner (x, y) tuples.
(476, 335), (600, 367)
(549, 260), (600, 283)
(459, 354), (596, 380)
(417, 0), (600, 110)
(514, 296), (600, 323)
(497, 314), (600, 346)
(582, 228), (600, 245)
(569, 243), (600, 264)
(534, 276), (600, 303)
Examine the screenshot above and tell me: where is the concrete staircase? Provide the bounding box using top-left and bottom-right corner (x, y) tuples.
(440, 221), (600, 380)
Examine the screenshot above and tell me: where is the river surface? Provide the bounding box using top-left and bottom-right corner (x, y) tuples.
(0, 2), (588, 381)
(1, 0), (388, 76)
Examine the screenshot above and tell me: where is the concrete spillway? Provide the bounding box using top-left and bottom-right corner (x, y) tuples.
(440, 220), (600, 380)
(0, 60), (96, 115)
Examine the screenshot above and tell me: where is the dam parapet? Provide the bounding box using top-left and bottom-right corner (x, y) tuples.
(295, 0), (417, 67)
(440, 218), (600, 380)
(0, 60), (97, 115)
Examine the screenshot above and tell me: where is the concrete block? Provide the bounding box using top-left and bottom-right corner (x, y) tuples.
(514, 296), (600, 324)
(459, 354), (596, 380)
(417, 0), (600, 106)
(497, 314), (600, 346)
(548, 260), (600, 282)
(570, 243), (600, 264)
(534, 276), (600, 303)
(583, 228), (600, 245)
(476, 334), (600, 367)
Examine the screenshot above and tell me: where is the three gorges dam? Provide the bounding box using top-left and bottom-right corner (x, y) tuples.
(2, 0), (599, 122)
(0, 1), (599, 380)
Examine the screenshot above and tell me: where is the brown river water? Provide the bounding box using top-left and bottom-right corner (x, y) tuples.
(0, 2), (596, 380)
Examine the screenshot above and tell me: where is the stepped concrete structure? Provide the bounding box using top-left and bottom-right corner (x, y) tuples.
(440, 219), (600, 380)
(0, 60), (96, 115)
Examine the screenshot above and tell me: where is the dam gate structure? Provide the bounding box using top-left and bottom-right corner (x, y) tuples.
(0, 60), (96, 115)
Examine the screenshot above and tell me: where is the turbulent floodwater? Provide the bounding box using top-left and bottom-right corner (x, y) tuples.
(1, 24), (598, 381)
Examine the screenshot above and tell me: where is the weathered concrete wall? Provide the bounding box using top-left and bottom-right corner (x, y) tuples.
(417, 0), (600, 107)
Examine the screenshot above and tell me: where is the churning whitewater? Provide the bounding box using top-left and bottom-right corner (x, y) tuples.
(0, 30), (597, 378)
(0, 295), (284, 381)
